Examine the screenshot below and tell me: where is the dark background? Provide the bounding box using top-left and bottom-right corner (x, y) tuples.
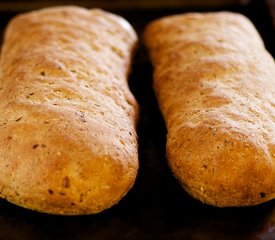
(0, 0), (274, 239)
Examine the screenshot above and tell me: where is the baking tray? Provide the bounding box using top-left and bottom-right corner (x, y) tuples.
(0, 0), (274, 239)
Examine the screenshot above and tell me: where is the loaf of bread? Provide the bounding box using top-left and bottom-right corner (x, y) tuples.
(0, 6), (139, 215)
(144, 12), (275, 206)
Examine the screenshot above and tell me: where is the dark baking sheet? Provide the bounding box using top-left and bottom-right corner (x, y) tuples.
(0, 0), (275, 239)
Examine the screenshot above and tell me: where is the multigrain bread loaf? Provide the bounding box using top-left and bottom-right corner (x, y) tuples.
(144, 12), (275, 206)
(0, 6), (139, 215)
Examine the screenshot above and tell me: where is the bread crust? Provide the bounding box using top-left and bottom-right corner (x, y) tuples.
(144, 12), (275, 206)
(0, 6), (139, 215)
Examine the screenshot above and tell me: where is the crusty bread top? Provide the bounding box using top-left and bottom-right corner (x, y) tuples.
(144, 12), (275, 206)
(0, 6), (139, 215)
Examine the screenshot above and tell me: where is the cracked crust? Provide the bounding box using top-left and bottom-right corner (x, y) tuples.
(144, 12), (275, 206)
(0, 6), (139, 215)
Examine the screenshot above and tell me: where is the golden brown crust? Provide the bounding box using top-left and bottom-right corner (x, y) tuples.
(144, 12), (275, 206)
(0, 6), (139, 215)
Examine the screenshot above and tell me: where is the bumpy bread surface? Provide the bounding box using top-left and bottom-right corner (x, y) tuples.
(0, 6), (139, 215)
(144, 12), (275, 207)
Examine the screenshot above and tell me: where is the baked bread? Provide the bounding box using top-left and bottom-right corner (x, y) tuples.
(144, 12), (275, 206)
(0, 6), (139, 215)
